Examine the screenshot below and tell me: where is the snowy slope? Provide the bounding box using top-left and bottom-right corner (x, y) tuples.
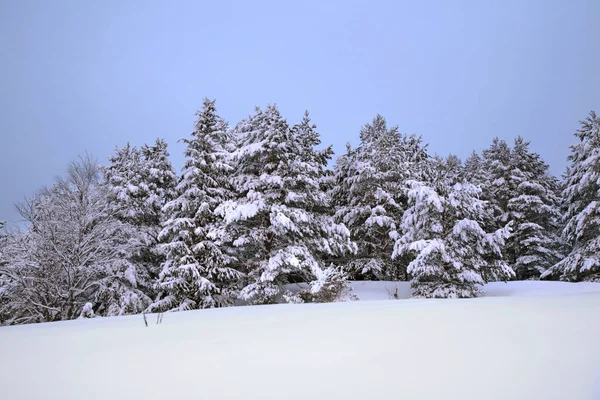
(349, 280), (600, 300)
(1, 281), (600, 400)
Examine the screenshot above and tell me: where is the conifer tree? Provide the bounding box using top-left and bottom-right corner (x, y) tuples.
(431, 154), (463, 187)
(103, 143), (151, 299)
(463, 151), (486, 186)
(152, 99), (242, 311)
(103, 139), (177, 300)
(393, 180), (514, 298)
(137, 139), (178, 277)
(290, 112), (357, 300)
(216, 105), (355, 304)
(506, 137), (563, 279)
(481, 138), (513, 232)
(543, 112), (600, 282)
(331, 115), (428, 280)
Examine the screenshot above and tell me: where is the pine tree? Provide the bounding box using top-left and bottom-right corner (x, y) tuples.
(331, 115), (428, 280)
(431, 154), (463, 187)
(103, 143), (143, 222)
(103, 139), (177, 302)
(216, 105), (355, 305)
(393, 180), (514, 298)
(481, 138), (513, 232)
(152, 99), (242, 312)
(542, 112), (600, 282)
(289, 112), (357, 301)
(137, 139), (177, 283)
(506, 137), (563, 279)
(463, 151), (486, 186)
(102, 143), (151, 302)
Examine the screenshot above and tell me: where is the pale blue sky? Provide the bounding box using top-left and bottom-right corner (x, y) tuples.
(1, 0), (599, 224)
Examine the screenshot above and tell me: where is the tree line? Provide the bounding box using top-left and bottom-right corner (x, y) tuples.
(0, 99), (598, 324)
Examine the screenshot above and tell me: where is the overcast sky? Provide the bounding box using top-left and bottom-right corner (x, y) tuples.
(1, 0), (599, 225)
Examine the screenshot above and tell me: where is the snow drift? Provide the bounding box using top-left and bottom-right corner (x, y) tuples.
(0, 281), (599, 400)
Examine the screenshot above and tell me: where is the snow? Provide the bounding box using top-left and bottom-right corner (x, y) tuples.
(1, 281), (600, 400)
(216, 200), (262, 223)
(349, 280), (600, 300)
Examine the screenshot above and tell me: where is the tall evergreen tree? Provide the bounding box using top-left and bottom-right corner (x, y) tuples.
(331, 115), (428, 280)
(102, 139), (175, 298)
(152, 99), (242, 311)
(103, 139), (177, 300)
(481, 138), (513, 232)
(431, 154), (463, 187)
(137, 139), (178, 279)
(216, 105), (355, 304)
(542, 111), (600, 282)
(506, 137), (563, 279)
(463, 151), (486, 186)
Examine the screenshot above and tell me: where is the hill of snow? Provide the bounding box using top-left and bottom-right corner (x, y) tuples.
(348, 280), (600, 300)
(1, 281), (599, 400)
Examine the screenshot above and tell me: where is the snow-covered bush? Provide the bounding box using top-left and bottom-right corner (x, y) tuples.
(79, 303), (95, 319)
(299, 266), (354, 303)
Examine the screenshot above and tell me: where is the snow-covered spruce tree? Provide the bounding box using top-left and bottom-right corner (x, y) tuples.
(138, 139), (178, 274)
(103, 143), (144, 222)
(393, 180), (514, 298)
(289, 111), (357, 302)
(331, 115), (428, 280)
(0, 156), (148, 323)
(216, 105), (355, 305)
(463, 151), (487, 186)
(103, 139), (177, 301)
(506, 137), (563, 280)
(430, 154), (463, 187)
(102, 144), (151, 304)
(152, 99), (242, 312)
(481, 138), (513, 232)
(542, 112), (600, 282)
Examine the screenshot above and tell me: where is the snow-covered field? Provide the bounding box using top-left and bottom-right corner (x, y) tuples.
(1, 281), (600, 400)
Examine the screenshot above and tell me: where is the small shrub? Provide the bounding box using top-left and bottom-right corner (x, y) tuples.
(300, 266), (356, 303)
(386, 286), (400, 300)
(79, 303), (95, 319)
